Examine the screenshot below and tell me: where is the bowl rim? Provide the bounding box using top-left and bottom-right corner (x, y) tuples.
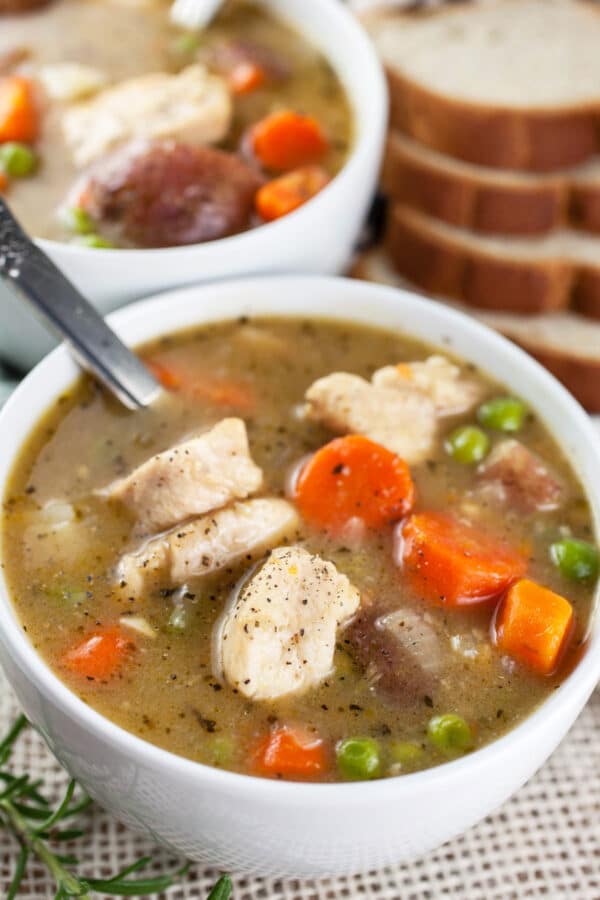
(36, 0), (387, 260)
(1, 274), (599, 804)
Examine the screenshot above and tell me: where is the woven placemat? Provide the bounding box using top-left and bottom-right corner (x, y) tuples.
(0, 665), (599, 899)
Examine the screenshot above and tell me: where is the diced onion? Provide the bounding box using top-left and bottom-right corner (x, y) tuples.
(119, 616), (156, 639)
(38, 500), (76, 531)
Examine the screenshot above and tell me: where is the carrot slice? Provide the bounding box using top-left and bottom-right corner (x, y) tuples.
(494, 579), (574, 675)
(400, 512), (527, 607)
(253, 726), (329, 779)
(229, 61), (267, 95)
(295, 435), (415, 533)
(148, 360), (255, 411)
(63, 628), (133, 680)
(252, 110), (329, 171)
(0, 170), (7, 193)
(256, 166), (330, 222)
(0, 76), (38, 143)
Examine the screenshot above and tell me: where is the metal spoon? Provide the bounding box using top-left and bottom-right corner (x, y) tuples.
(170, 0), (222, 30)
(0, 199), (161, 411)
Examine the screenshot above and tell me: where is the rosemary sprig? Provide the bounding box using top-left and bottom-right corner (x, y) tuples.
(0, 715), (232, 899)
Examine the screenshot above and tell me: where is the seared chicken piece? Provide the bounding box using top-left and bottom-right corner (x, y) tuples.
(117, 498), (300, 596)
(100, 418), (263, 533)
(346, 605), (442, 707)
(304, 372), (437, 464)
(478, 439), (564, 512)
(62, 65), (231, 167)
(372, 355), (483, 417)
(217, 546), (360, 701)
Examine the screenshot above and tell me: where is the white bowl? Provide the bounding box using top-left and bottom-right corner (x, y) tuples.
(0, 0), (387, 371)
(0, 276), (599, 878)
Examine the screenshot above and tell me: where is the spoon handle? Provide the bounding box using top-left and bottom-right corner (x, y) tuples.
(0, 200), (160, 410)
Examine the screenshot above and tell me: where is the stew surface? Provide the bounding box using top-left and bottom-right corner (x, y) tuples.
(2, 317), (597, 781)
(0, 0), (352, 247)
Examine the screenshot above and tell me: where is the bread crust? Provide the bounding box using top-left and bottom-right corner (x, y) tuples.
(0, 0), (51, 11)
(387, 68), (600, 173)
(385, 205), (575, 314)
(351, 249), (600, 412)
(383, 134), (600, 236)
(506, 343), (600, 412)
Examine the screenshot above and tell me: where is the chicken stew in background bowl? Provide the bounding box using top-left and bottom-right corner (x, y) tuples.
(0, 0), (386, 369)
(0, 277), (599, 875)
(1, 0), (352, 247)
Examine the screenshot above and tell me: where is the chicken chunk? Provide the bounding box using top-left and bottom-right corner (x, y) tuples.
(62, 65), (231, 167)
(304, 372), (437, 464)
(372, 355), (483, 418)
(99, 418), (263, 533)
(346, 605), (442, 708)
(117, 498), (300, 596)
(478, 439), (564, 512)
(217, 546), (360, 701)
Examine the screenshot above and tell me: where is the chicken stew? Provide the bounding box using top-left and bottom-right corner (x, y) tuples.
(2, 317), (598, 782)
(0, 0), (352, 247)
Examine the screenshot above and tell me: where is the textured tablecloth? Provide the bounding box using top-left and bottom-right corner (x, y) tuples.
(1, 363), (600, 896)
(0, 666), (599, 899)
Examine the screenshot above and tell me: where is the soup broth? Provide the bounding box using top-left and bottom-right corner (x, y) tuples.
(2, 317), (597, 781)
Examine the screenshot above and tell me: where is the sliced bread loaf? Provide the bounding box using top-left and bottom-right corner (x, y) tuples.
(352, 247), (600, 412)
(385, 204), (600, 317)
(384, 131), (600, 236)
(363, 0), (600, 172)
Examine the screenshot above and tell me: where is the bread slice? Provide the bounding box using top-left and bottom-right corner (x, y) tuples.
(384, 132), (600, 236)
(352, 247), (600, 412)
(362, 0), (600, 172)
(385, 204), (600, 317)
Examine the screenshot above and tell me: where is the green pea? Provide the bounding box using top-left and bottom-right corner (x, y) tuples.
(167, 606), (187, 632)
(478, 396), (528, 432)
(550, 539), (599, 581)
(45, 585), (87, 604)
(427, 714), (473, 755)
(445, 425), (490, 464)
(0, 142), (37, 177)
(72, 234), (114, 249)
(336, 737), (381, 781)
(59, 206), (95, 235)
(389, 741), (422, 767)
(172, 32), (200, 55)
(207, 735), (234, 767)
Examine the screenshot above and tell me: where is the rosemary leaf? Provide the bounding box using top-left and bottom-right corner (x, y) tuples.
(6, 843), (28, 900)
(0, 715), (230, 897)
(207, 874), (234, 900)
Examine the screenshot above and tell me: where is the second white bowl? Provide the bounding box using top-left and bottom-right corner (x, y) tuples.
(0, 0), (387, 370)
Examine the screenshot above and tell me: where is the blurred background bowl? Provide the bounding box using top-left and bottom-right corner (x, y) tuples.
(0, 0), (387, 371)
